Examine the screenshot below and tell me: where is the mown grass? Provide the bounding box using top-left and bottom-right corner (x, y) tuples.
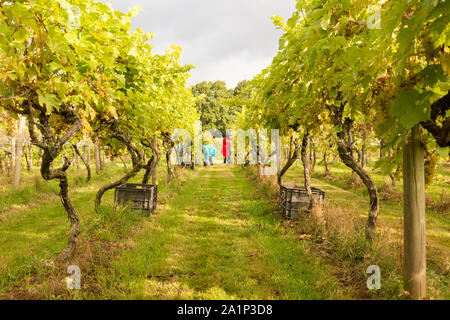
(0, 172), (59, 218)
(1, 157), (447, 300)
(1, 164), (350, 300)
(88, 166), (347, 300)
(273, 159), (449, 299)
(0, 161), (131, 296)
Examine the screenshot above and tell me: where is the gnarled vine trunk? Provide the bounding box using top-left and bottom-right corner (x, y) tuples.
(142, 136), (160, 185)
(390, 173), (396, 188)
(354, 147), (362, 166)
(73, 145), (79, 169)
(166, 150), (174, 182)
(331, 104), (379, 242)
(420, 91), (449, 148)
(41, 150), (79, 261)
(3, 151), (11, 176)
(142, 155), (155, 185)
(162, 132), (175, 183)
(277, 135), (300, 186)
(150, 136), (160, 185)
(301, 131), (313, 207)
(95, 125), (144, 210)
(28, 102), (82, 261)
(72, 144), (91, 182)
(24, 145), (31, 172)
(323, 151), (330, 175)
(120, 156), (127, 169)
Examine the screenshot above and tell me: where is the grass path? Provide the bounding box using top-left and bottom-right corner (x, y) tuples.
(86, 165), (348, 299)
(2, 162), (447, 299)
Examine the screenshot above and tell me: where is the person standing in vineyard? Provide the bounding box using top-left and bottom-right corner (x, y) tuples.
(222, 135), (232, 164)
(202, 145), (217, 166)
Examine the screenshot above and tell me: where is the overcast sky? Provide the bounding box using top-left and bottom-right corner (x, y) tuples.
(100, 0), (296, 89)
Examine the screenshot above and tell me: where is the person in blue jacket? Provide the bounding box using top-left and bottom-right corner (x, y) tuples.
(202, 145), (217, 166)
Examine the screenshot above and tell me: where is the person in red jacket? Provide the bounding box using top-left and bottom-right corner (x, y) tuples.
(222, 135), (232, 164)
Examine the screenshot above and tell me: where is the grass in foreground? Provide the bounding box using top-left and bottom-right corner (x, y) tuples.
(276, 160), (449, 299)
(83, 166), (347, 300)
(2, 165), (350, 299)
(2, 159), (447, 300)
(0, 162), (130, 295)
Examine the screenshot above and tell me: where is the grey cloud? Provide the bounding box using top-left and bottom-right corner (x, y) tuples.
(101, 0), (296, 88)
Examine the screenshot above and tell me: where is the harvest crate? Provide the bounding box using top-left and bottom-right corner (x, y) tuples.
(279, 185), (325, 219)
(114, 183), (157, 216)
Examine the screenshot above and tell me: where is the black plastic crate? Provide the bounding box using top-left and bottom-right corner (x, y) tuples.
(114, 183), (157, 216)
(279, 185), (325, 219)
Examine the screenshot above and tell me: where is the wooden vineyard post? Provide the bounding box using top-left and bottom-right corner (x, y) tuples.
(403, 124), (426, 299)
(277, 134), (282, 176)
(13, 116), (26, 187)
(100, 150), (104, 169)
(10, 137), (15, 183)
(94, 140), (101, 174)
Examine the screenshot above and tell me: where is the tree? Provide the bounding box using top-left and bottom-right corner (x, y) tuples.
(0, 0), (119, 260)
(366, 0), (448, 299)
(257, 0), (448, 298)
(191, 81), (238, 134)
(0, 0), (198, 260)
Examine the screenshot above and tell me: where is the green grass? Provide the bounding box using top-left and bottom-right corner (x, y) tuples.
(0, 164), (350, 299)
(0, 172), (59, 217)
(280, 160), (449, 299)
(72, 166), (347, 300)
(0, 162), (130, 295)
(0, 158), (447, 300)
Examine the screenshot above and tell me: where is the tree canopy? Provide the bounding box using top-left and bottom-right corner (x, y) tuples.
(191, 81), (241, 134)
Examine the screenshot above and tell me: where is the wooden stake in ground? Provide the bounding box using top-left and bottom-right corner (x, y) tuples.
(10, 137), (15, 182)
(403, 124), (426, 299)
(94, 139), (101, 174)
(100, 151), (104, 170)
(13, 117), (26, 187)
